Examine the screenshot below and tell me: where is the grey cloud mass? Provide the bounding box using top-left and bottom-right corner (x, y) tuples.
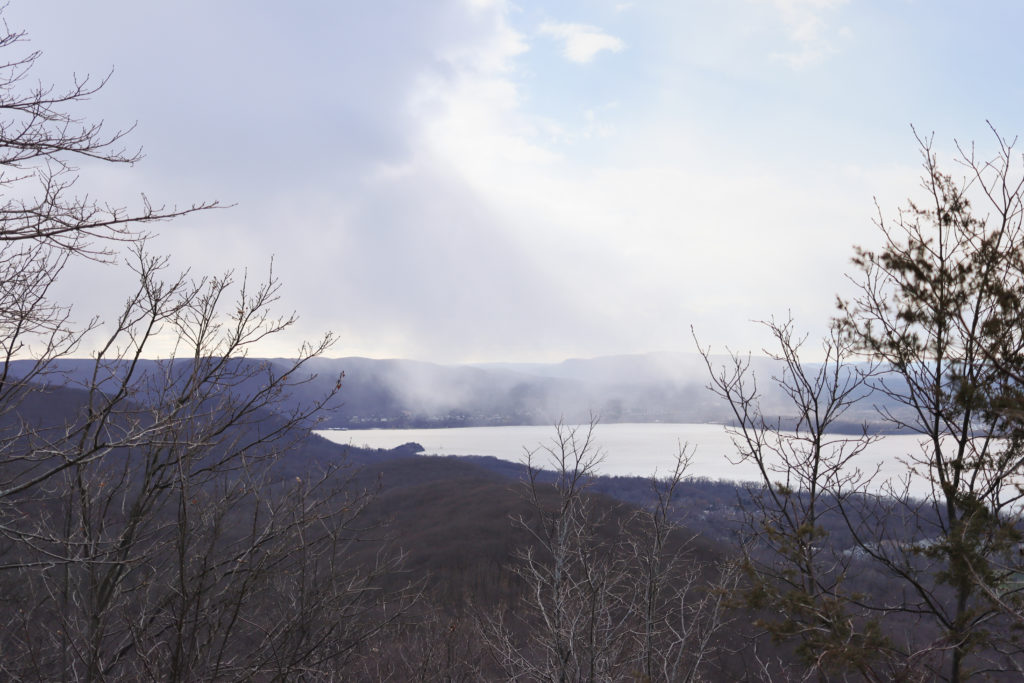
(12, 1), (563, 360)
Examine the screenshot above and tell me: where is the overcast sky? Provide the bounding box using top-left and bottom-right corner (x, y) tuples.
(8, 1), (1024, 363)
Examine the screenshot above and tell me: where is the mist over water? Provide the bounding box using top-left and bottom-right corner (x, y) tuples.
(317, 423), (936, 497)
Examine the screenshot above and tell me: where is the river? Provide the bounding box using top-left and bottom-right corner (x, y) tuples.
(315, 423), (936, 496)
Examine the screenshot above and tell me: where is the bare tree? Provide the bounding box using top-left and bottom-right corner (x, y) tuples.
(698, 318), (904, 680)
(624, 445), (740, 683)
(481, 419), (737, 682)
(0, 11), (407, 680)
(481, 419), (628, 681)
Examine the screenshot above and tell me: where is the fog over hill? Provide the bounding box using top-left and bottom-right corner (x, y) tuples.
(8, 356), (901, 430)
(10, 352), (899, 430)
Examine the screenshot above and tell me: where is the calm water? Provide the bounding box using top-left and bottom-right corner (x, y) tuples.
(316, 423), (934, 495)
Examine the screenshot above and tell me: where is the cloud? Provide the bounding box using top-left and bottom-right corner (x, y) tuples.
(758, 0), (850, 68)
(539, 22), (625, 64)
(12, 0), (962, 365)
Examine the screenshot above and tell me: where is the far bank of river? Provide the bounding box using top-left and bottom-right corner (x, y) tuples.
(315, 423), (934, 496)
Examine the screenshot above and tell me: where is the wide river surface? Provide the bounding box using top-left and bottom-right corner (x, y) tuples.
(316, 423), (937, 497)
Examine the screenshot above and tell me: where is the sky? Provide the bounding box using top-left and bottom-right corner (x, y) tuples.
(7, 1), (1024, 363)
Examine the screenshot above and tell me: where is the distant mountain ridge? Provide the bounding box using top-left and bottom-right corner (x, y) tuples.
(9, 352), (902, 431)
